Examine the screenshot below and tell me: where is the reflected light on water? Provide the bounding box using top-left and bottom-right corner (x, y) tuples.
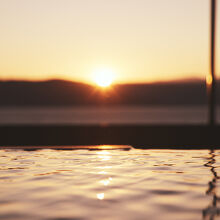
(95, 150), (113, 201)
(2, 149), (219, 220)
(88, 145), (132, 150)
(98, 171), (108, 175)
(96, 150), (112, 161)
(96, 151), (110, 155)
(100, 177), (112, 186)
(97, 193), (105, 200)
(96, 166), (112, 169)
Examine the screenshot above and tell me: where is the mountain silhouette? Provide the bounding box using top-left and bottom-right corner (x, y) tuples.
(0, 79), (217, 106)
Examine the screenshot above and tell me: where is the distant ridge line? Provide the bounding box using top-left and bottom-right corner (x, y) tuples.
(0, 79), (219, 106)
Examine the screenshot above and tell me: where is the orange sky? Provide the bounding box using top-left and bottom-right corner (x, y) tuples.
(0, 0), (219, 84)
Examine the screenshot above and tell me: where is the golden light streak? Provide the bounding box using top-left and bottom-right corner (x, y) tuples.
(97, 193), (105, 200)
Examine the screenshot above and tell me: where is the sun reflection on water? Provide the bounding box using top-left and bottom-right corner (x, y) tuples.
(97, 154), (112, 161)
(100, 177), (112, 186)
(97, 193), (105, 200)
(1, 149), (220, 219)
(98, 171), (108, 175)
(96, 151), (110, 155)
(95, 150), (113, 200)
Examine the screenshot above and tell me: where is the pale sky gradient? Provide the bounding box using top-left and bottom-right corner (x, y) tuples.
(0, 0), (219, 84)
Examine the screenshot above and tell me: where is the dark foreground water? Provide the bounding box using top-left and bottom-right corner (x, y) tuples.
(0, 147), (220, 220)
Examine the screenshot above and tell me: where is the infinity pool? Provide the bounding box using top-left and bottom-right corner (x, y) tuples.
(0, 148), (219, 220)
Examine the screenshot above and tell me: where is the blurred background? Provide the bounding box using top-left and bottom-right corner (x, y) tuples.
(0, 0), (219, 124)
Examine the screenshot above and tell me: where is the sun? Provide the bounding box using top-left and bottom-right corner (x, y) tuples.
(93, 68), (115, 88)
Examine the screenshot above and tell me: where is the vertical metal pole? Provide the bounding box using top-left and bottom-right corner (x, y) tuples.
(207, 0), (217, 125)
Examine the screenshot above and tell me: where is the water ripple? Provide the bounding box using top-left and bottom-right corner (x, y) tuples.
(0, 148), (219, 220)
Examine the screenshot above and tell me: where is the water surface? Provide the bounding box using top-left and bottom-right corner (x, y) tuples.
(0, 148), (219, 220)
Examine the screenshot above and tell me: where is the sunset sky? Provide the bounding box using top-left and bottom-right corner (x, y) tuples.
(0, 0), (219, 84)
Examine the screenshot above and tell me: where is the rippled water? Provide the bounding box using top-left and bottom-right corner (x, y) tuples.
(0, 148), (220, 220)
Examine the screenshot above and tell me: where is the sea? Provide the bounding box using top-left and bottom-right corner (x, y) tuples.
(0, 105), (219, 125)
(0, 148), (219, 220)
(1, 106), (220, 220)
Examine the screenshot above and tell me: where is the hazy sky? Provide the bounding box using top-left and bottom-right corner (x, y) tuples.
(0, 0), (219, 84)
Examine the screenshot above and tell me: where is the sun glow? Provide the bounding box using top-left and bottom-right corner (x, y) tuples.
(93, 68), (115, 88)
